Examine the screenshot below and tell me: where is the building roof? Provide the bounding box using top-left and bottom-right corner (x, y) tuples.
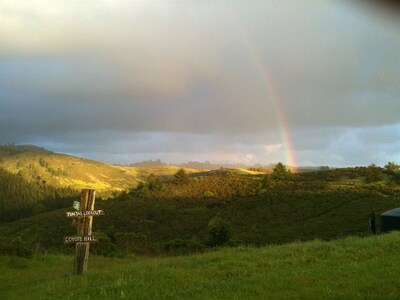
(381, 208), (400, 217)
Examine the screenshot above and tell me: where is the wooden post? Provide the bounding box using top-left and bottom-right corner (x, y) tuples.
(73, 189), (96, 275)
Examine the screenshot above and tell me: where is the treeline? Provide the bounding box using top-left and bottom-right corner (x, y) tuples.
(299, 163), (400, 184)
(0, 167), (78, 222)
(0, 144), (51, 158)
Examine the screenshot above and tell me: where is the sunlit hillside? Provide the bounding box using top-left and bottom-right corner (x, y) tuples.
(0, 145), (203, 197)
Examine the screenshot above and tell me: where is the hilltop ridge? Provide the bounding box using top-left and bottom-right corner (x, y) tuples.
(0, 144), (203, 197)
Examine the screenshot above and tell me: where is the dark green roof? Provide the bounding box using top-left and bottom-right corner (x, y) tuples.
(381, 208), (400, 217)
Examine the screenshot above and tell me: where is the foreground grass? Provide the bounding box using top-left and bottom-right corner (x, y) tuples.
(1, 232), (400, 299)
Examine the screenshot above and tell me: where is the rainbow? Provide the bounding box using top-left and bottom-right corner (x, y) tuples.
(248, 46), (298, 171)
(231, 15), (298, 171)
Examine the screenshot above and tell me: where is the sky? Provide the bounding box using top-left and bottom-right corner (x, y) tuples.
(0, 0), (399, 167)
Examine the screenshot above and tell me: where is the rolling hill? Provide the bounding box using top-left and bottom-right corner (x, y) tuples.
(1, 152), (399, 299)
(1, 165), (398, 255)
(1, 145), (398, 258)
(0, 144), (203, 197)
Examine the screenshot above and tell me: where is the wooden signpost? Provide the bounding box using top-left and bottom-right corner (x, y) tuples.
(64, 189), (104, 275)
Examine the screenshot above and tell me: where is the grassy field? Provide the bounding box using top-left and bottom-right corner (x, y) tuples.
(1, 232), (400, 299)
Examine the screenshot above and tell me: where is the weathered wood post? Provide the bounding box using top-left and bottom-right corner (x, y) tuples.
(64, 189), (104, 275)
(74, 189), (96, 275)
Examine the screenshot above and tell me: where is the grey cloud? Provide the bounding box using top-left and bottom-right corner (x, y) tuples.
(12, 124), (399, 167)
(0, 1), (399, 166)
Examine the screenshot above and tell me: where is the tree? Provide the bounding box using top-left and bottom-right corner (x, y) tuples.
(133, 181), (150, 197)
(385, 162), (400, 173)
(384, 162), (400, 183)
(174, 168), (189, 184)
(147, 173), (162, 191)
(365, 164), (383, 183)
(271, 162), (292, 181)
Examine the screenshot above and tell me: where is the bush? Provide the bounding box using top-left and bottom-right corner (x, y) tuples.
(0, 236), (33, 258)
(207, 217), (232, 247)
(90, 232), (118, 257)
(203, 191), (214, 199)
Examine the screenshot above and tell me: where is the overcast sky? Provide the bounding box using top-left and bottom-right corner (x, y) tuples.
(1, 1), (399, 167)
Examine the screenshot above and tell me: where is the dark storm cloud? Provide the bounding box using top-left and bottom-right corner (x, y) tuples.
(0, 1), (399, 166)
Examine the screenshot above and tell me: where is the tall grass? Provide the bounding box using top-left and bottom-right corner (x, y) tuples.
(1, 232), (400, 299)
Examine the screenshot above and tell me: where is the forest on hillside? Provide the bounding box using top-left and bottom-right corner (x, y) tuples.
(1, 162), (399, 257)
(0, 167), (78, 222)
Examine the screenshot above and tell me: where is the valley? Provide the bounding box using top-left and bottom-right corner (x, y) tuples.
(0, 145), (399, 257)
(1, 145), (399, 299)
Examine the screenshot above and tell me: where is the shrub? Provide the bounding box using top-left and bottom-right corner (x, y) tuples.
(207, 217), (232, 247)
(203, 191), (214, 199)
(90, 232), (118, 257)
(0, 236), (33, 258)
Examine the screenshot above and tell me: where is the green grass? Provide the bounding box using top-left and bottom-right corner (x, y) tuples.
(1, 232), (400, 299)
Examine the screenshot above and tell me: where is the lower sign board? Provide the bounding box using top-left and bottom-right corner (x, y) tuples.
(66, 210), (105, 218)
(64, 235), (98, 244)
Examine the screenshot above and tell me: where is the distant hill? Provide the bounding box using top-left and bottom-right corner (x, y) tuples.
(128, 159), (167, 167)
(128, 158), (328, 173)
(129, 160), (250, 169)
(0, 144), (202, 197)
(192, 167), (267, 177)
(0, 144), (139, 196)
